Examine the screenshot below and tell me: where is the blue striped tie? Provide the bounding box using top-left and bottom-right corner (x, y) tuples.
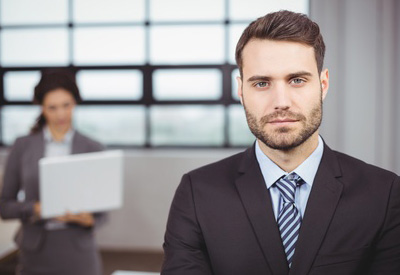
(275, 173), (304, 267)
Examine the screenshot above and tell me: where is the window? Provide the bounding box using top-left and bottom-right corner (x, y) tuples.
(77, 70), (143, 100)
(1, 28), (69, 66)
(150, 105), (225, 146)
(74, 106), (146, 146)
(4, 71), (41, 101)
(1, 106), (40, 145)
(150, 25), (225, 65)
(0, 0), (309, 147)
(73, 27), (146, 65)
(153, 69), (222, 100)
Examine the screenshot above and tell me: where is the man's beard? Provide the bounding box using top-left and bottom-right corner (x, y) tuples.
(244, 99), (322, 151)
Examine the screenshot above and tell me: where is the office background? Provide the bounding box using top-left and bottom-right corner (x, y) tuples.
(0, 0), (399, 273)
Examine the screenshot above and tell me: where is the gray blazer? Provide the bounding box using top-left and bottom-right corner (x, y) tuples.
(0, 130), (106, 252)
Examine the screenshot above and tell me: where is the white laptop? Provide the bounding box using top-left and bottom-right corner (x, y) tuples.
(39, 150), (124, 218)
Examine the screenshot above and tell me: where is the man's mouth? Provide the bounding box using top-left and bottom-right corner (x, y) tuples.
(268, 118), (299, 124)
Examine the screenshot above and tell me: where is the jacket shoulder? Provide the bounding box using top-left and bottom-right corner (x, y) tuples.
(11, 132), (41, 149)
(74, 131), (105, 151)
(333, 149), (398, 181)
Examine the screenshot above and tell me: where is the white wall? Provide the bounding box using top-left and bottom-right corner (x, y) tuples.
(312, 0), (400, 173)
(95, 149), (241, 251)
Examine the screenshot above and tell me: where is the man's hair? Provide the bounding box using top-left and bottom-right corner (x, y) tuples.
(235, 10), (325, 77)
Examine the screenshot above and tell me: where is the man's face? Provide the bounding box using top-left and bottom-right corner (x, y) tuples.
(237, 39), (329, 151)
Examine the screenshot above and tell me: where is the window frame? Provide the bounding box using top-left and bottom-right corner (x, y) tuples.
(0, 0), (309, 148)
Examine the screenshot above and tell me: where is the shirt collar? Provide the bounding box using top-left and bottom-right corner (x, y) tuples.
(255, 135), (324, 189)
(43, 126), (75, 144)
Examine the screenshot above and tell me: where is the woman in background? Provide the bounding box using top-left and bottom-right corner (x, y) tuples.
(0, 70), (105, 275)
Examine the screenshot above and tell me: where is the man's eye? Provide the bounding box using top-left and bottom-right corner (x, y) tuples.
(255, 82), (268, 88)
(291, 78), (305, 85)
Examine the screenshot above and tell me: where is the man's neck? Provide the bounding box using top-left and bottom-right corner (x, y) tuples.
(258, 132), (320, 172)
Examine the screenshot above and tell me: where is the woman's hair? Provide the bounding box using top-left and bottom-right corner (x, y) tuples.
(30, 69), (82, 134)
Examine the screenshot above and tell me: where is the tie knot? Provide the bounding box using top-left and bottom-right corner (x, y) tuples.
(275, 173), (303, 203)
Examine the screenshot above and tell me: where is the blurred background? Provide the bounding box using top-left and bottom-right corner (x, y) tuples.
(0, 0), (399, 274)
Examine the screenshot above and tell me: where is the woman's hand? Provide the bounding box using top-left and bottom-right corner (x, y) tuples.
(55, 212), (95, 227)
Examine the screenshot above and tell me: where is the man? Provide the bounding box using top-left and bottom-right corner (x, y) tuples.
(162, 10), (400, 275)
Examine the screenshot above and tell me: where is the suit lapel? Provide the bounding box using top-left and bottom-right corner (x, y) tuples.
(30, 129), (85, 156)
(289, 145), (343, 274)
(235, 146), (289, 275)
(31, 131), (45, 160)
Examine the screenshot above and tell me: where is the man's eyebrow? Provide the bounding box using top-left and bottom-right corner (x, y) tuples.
(287, 71), (313, 79)
(247, 75), (271, 82)
(246, 71), (314, 83)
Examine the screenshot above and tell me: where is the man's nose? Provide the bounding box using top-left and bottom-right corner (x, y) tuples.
(272, 83), (291, 110)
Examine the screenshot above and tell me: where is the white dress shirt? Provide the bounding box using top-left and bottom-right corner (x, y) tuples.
(43, 126), (74, 157)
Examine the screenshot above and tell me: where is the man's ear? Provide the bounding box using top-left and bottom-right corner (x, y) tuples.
(237, 76), (244, 105)
(320, 68), (329, 101)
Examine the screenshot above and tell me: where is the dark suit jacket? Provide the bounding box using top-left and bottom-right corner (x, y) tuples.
(0, 130), (106, 252)
(162, 143), (400, 275)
